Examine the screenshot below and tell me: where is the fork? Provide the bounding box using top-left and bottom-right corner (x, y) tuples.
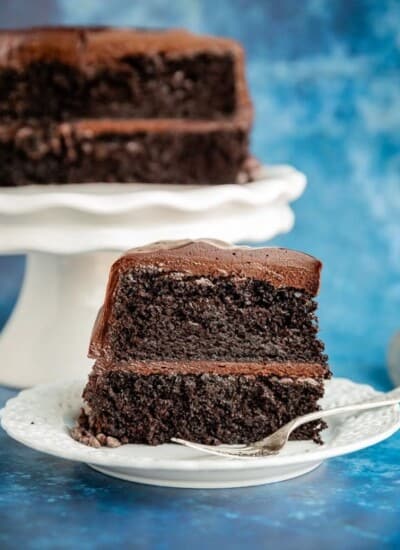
(171, 387), (400, 458)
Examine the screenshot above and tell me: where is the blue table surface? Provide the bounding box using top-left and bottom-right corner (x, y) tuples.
(1, 386), (400, 550)
(1, 0), (400, 548)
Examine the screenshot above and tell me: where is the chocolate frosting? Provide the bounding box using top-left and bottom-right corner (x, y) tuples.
(71, 117), (251, 135)
(94, 359), (328, 379)
(106, 239), (321, 292)
(0, 27), (243, 65)
(88, 239), (322, 359)
(0, 118), (251, 145)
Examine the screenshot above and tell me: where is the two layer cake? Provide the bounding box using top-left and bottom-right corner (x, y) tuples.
(0, 27), (253, 185)
(72, 240), (330, 447)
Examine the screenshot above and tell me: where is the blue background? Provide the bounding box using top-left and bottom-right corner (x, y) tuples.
(0, 1), (400, 548)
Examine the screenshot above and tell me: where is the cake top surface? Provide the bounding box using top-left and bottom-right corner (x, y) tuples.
(0, 27), (244, 67)
(110, 239), (322, 294)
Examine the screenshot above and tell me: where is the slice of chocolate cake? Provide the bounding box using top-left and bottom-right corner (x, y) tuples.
(72, 240), (330, 447)
(0, 27), (252, 185)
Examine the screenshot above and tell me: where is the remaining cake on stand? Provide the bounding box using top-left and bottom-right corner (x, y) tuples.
(72, 239), (330, 447)
(0, 27), (253, 185)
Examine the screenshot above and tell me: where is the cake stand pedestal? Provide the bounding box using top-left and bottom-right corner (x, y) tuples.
(0, 165), (306, 388)
(0, 252), (116, 387)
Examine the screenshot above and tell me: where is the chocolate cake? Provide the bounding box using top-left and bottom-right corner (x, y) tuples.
(0, 27), (252, 185)
(72, 240), (330, 447)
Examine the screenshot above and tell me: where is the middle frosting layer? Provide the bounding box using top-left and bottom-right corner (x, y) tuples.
(93, 359), (330, 378)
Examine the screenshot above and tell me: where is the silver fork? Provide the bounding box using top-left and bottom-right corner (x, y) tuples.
(171, 387), (400, 458)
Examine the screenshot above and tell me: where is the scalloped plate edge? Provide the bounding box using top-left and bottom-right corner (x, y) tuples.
(1, 377), (399, 472)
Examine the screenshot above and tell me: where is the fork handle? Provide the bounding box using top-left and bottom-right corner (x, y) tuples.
(291, 389), (400, 432)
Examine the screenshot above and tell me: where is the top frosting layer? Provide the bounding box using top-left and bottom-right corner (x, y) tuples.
(109, 239), (322, 295)
(0, 27), (244, 67)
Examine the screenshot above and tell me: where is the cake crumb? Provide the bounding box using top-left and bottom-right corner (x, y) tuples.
(106, 436), (121, 448)
(70, 426), (100, 448)
(96, 433), (107, 445)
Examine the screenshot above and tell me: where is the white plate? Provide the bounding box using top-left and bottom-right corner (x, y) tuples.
(2, 377), (398, 489)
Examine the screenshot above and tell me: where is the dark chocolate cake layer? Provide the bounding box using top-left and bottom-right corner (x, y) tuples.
(96, 268), (326, 364)
(89, 240), (327, 365)
(0, 119), (250, 185)
(72, 361), (326, 446)
(0, 27), (251, 121)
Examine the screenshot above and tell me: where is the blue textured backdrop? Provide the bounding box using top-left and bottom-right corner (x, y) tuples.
(0, 1), (400, 548)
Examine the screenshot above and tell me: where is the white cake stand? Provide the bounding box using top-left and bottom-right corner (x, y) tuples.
(0, 165), (306, 388)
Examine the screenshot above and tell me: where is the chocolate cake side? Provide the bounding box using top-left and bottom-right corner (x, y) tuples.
(71, 361), (327, 447)
(0, 119), (250, 185)
(0, 27), (252, 121)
